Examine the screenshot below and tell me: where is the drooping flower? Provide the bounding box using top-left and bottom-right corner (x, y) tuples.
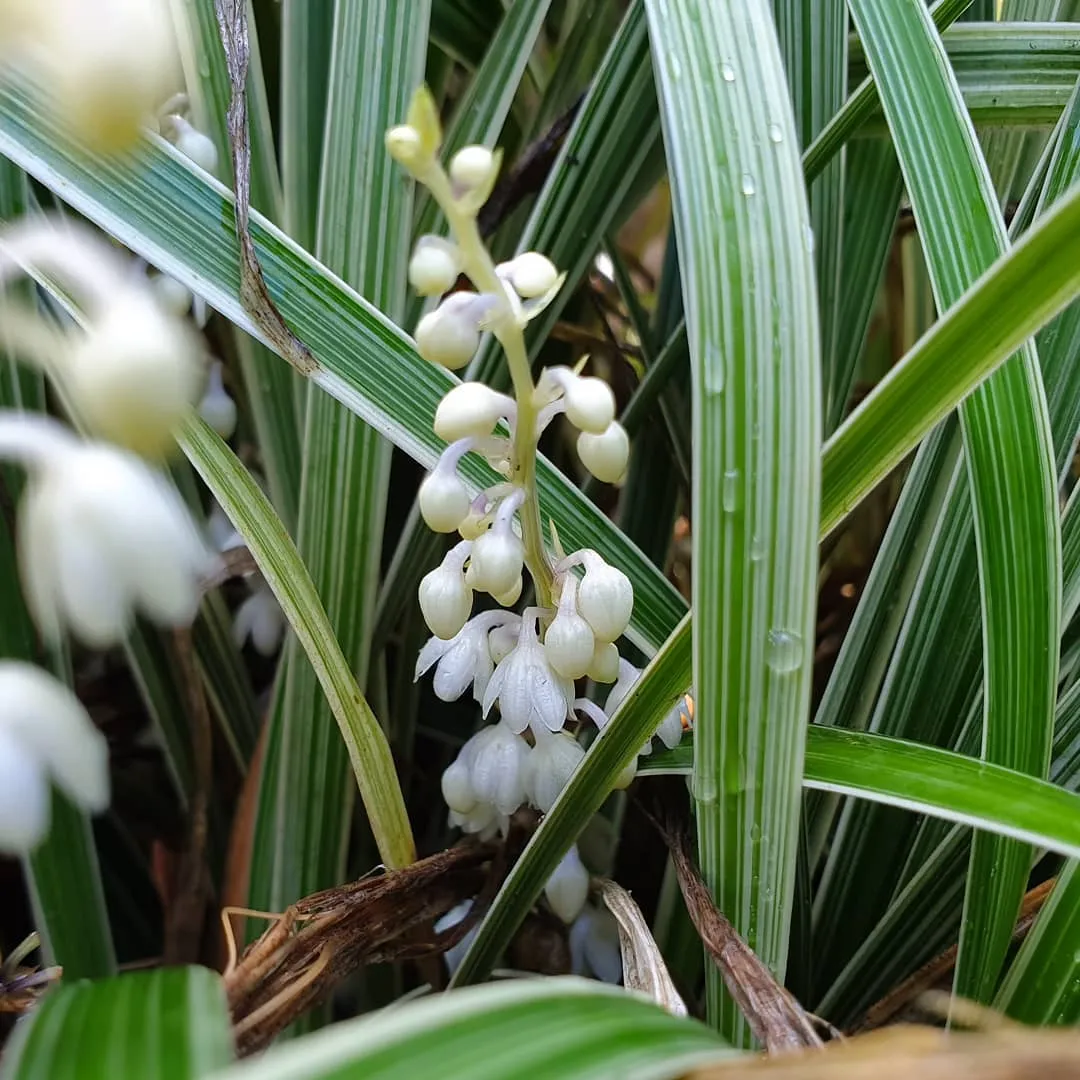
(545, 844), (590, 924)
(0, 414), (217, 647)
(419, 438), (474, 534)
(577, 422), (630, 484)
(0, 661), (109, 854)
(462, 723), (530, 816)
(415, 611), (518, 704)
(543, 574), (595, 679)
(482, 608), (574, 735)
(575, 551), (633, 643)
(569, 904), (623, 985)
(418, 539), (474, 639)
(524, 728), (585, 814)
(233, 579), (286, 658)
(198, 360), (237, 440)
(467, 489), (524, 597)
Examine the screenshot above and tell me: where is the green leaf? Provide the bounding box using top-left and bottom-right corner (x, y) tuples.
(645, 0), (821, 1042)
(179, 416), (414, 870)
(208, 980), (732, 1080)
(0, 967), (233, 1079)
(429, 0), (500, 68)
(847, 0), (1060, 1004)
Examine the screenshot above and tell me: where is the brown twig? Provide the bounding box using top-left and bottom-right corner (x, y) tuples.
(226, 840), (499, 1056)
(213, 0), (316, 375)
(646, 790), (827, 1053)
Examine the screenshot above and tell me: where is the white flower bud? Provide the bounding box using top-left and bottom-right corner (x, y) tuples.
(587, 641), (620, 683)
(434, 382), (515, 442)
(415, 611), (510, 704)
(448, 801), (502, 839)
(415, 308), (480, 370)
(450, 145), (496, 190)
(441, 756), (477, 815)
(499, 252), (559, 299)
(467, 490), (524, 597)
(570, 905), (623, 984)
(198, 361), (237, 440)
(418, 540), (473, 639)
(409, 236), (460, 296)
(420, 470), (470, 533)
(525, 728), (585, 813)
(386, 124), (424, 167)
(577, 422), (630, 483)
(545, 844), (590, 924)
(612, 757), (638, 790)
(61, 290), (204, 458)
(464, 723), (530, 816)
(169, 116), (218, 173)
(232, 581), (285, 657)
(543, 576), (595, 679)
(493, 575), (522, 607)
(543, 368), (615, 434)
(577, 552), (633, 643)
(151, 273), (193, 318)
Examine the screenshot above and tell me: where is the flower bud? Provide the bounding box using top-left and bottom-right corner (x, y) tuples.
(493, 575), (522, 607)
(577, 422), (630, 483)
(170, 116), (218, 173)
(613, 757), (638, 790)
(466, 723), (530, 816)
(62, 291), (204, 457)
(409, 236), (460, 296)
(419, 469), (470, 533)
(587, 641), (620, 683)
(198, 360), (237, 440)
(386, 124), (424, 167)
(499, 252), (559, 299)
(542, 368), (615, 434)
(151, 274), (193, 317)
(450, 145), (497, 190)
(577, 553), (633, 643)
(415, 307), (480, 370)
(543, 576), (595, 679)
(545, 845), (590, 924)
(441, 756), (477, 814)
(418, 541), (473, 639)
(434, 383), (515, 443)
(467, 491), (524, 597)
(526, 729), (585, 813)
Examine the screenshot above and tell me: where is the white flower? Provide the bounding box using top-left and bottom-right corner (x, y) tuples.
(415, 611), (515, 704)
(198, 360), (237, 440)
(497, 252), (559, 299)
(0, 415), (217, 647)
(17, 0), (179, 152)
(419, 438), (473, 533)
(576, 551), (633, 642)
(434, 382), (515, 443)
(435, 899), (479, 976)
(441, 755), (477, 814)
(409, 236), (460, 296)
(577, 422), (630, 484)
(0, 661), (109, 854)
(488, 620), (518, 664)
(448, 800), (506, 840)
(416, 292), (495, 370)
(461, 723), (530, 816)
(418, 540), (473, 640)
(386, 124), (424, 166)
(587, 641), (620, 683)
(207, 501), (244, 554)
(525, 728), (585, 813)
(483, 608), (574, 735)
(543, 575), (595, 679)
(545, 844), (590, 924)
(151, 273), (193, 318)
(605, 658), (641, 716)
(167, 115), (218, 174)
(570, 905), (622, 985)
(233, 579), (285, 657)
(450, 145), (497, 190)
(466, 490), (524, 597)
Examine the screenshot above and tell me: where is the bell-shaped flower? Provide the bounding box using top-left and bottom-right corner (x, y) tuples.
(540, 366), (615, 434)
(233, 579), (285, 658)
(467, 489), (524, 597)
(418, 539), (473, 640)
(576, 551), (633, 643)
(419, 438), (473, 534)
(524, 728), (585, 813)
(461, 723), (530, 816)
(483, 608), (574, 735)
(545, 844), (590, 924)
(414, 610), (516, 704)
(0, 661), (109, 853)
(198, 360), (237, 440)
(434, 382), (515, 443)
(543, 575), (595, 679)
(577, 422), (630, 484)
(569, 905), (623, 985)
(0, 415), (218, 647)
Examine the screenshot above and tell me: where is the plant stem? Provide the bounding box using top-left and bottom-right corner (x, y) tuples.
(418, 163), (555, 608)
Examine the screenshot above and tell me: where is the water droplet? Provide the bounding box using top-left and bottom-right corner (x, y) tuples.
(669, 54), (683, 80)
(803, 223), (815, 253)
(705, 344), (725, 394)
(749, 823), (762, 842)
(693, 774), (718, 804)
(741, 174), (756, 196)
(750, 534), (766, 561)
(721, 63), (736, 83)
(766, 630), (803, 673)
(722, 470), (740, 513)
(768, 123), (783, 144)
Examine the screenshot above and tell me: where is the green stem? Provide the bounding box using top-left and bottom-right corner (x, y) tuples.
(418, 162), (554, 608)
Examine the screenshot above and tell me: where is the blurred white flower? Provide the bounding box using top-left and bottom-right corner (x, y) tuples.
(545, 844), (590, 924)
(434, 899), (478, 976)
(232, 579), (285, 658)
(0, 414), (217, 647)
(0, 661), (109, 854)
(198, 360), (237, 440)
(524, 728), (585, 814)
(569, 904), (622, 985)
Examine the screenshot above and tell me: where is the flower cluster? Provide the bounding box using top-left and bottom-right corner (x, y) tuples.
(389, 88), (688, 930)
(0, 110), (226, 851)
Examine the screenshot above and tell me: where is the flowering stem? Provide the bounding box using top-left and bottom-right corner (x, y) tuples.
(417, 162), (555, 609)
